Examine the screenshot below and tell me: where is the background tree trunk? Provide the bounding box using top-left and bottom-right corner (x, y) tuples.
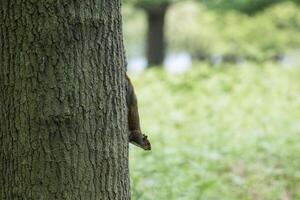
(0, 1), (130, 199)
(145, 3), (169, 67)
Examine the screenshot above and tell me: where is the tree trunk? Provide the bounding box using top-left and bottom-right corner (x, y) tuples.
(145, 3), (169, 67)
(0, 1), (130, 199)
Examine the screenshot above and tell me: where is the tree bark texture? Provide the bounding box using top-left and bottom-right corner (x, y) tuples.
(0, 1), (130, 199)
(145, 3), (168, 67)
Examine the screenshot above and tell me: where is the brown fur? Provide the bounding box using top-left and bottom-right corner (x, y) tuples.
(125, 74), (151, 150)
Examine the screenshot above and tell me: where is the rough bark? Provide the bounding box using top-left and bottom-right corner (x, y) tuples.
(144, 3), (169, 67)
(0, 1), (130, 199)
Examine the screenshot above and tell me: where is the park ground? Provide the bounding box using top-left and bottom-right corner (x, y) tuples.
(129, 63), (300, 200)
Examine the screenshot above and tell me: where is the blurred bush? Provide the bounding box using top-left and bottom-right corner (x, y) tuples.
(167, 1), (300, 62)
(129, 62), (300, 200)
(122, 5), (147, 57)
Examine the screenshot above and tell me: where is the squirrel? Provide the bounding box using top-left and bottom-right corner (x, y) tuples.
(125, 74), (151, 150)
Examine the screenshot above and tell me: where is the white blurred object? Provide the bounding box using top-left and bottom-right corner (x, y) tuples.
(210, 54), (222, 65)
(128, 57), (147, 73)
(164, 52), (192, 74)
(280, 50), (300, 68)
(128, 52), (192, 74)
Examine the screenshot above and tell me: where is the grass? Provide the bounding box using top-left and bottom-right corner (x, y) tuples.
(129, 63), (300, 200)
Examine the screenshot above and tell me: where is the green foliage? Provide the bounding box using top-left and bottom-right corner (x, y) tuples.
(122, 5), (147, 57)
(167, 2), (222, 57)
(125, 0), (176, 8)
(129, 63), (300, 200)
(201, 0), (298, 15)
(167, 1), (300, 61)
(123, 1), (300, 61)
